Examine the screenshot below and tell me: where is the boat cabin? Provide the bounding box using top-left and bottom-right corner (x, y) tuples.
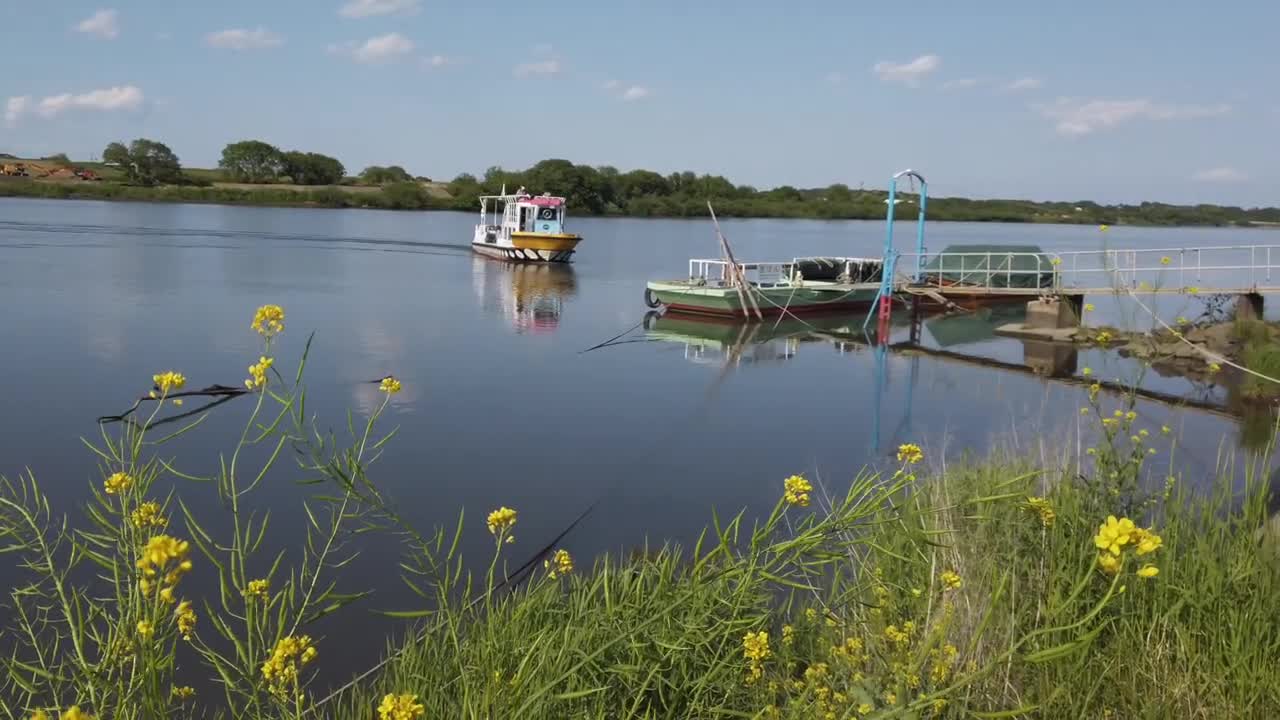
(478, 189), (568, 242)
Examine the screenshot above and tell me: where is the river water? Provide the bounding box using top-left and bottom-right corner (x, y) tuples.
(0, 198), (1273, 684)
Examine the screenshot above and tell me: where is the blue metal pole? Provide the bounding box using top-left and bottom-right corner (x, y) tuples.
(914, 180), (928, 281)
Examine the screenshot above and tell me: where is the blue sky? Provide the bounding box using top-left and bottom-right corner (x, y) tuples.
(2, 1), (1276, 206)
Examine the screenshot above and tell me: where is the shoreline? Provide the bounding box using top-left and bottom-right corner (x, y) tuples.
(2, 180), (1275, 228)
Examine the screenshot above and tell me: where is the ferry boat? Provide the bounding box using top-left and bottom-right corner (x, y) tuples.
(472, 188), (583, 263)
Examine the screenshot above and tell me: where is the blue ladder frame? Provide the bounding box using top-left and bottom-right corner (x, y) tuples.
(863, 169), (929, 332)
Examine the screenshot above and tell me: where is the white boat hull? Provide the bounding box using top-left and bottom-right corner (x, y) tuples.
(471, 242), (574, 263)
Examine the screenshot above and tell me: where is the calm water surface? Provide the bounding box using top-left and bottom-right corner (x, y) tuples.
(0, 198), (1272, 683)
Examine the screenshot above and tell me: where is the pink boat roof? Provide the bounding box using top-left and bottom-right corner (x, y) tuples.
(520, 195), (564, 207)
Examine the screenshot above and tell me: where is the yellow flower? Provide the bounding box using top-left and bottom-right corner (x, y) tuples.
(245, 356), (274, 390)
(858, 704), (874, 716)
(1176, 316), (1189, 325)
(883, 690), (898, 705)
(377, 692), (425, 720)
(173, 399), (183, 407)
(171, 685), (196, 701)
(1187, 286), (1199, 295)
(742, 630), (770, 683)
(251, 304), (286, 337)
(1137, 564), (1159, 579)
(60, 709), (94, 720)
(544, 548), (574, 578)
(1050, 257), (1062, 266)
(1099, 224), (1109, 232)
(1160, 256), (1171, 265)
(1125, 411), (1137, 422)
(30, 712), (50, 720)
(137, 535), (192, 601)
(940, 569), (962, 590)
(1084, 303), (1095, 312)
(136, 620), (154, 639)
(261, 635), (317, 698)
(104, 471), (134, 495)
(1082, 367), (1093, 376)
(1101, 418), (1115, 427)
(379, 376), (402, 395)
(152, 371), (186, 394)
(131, 502), (167, 530)
(1094, 515), (1136, 556)
(783, 474), (813, 507)
(1133, 528), (1163, 555)
(1089, 382), (1101, 398)
(1080, 407), (1089, 415)
(897, 443), (923, 464)
(245, 578), (271, 601)
(1113, 410), (1123, 418)
(486, 506), (517, 536)
(175, 601), (196, 640)
(1087, 448), (1096, 455)
(1161, 425), (1171, 435)
(1096, 552), (1121, 576)
(1208, 362), (1221, 373)
(1096, 331), (1112, 343)
(742, 630), (770, 663)
(1024, 496), (1056, 528)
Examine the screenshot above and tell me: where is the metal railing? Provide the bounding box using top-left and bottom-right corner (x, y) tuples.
(894, 244), (1280, 294)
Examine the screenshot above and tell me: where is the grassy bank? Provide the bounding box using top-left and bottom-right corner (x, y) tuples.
(2, 306), (1278, 720)
(0, 177), (449, 211)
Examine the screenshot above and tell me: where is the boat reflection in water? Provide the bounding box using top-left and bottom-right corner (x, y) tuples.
(642, 304), (1051, 373)
(471, 256), (577, 334)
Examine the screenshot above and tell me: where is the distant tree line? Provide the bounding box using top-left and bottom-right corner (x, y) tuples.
(13, 143), (1277, 226)
(437, 158), (1280, 226)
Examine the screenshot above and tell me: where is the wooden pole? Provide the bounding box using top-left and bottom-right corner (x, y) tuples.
(707, 202), (763, 320)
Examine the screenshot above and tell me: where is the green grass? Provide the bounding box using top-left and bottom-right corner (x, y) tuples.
(327, 439), (1280, 719)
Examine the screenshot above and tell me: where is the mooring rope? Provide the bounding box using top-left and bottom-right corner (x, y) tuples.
(1122, 288), (1280, 387)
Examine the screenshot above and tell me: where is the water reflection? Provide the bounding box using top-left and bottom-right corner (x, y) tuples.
(471, 257), (577, 334)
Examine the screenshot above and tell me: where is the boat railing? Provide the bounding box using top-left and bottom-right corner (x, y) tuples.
(688, 257), (884, 287)
(688, 258), (792, 287)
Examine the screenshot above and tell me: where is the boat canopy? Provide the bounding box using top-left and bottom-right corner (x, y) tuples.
(920, 244), (1055, 290)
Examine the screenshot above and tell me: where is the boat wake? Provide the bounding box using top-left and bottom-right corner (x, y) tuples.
(0, 220), (470, 257)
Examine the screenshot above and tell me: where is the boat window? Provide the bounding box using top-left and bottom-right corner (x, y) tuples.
(519, 207), (530, 230)
(536, 207), (558, 222)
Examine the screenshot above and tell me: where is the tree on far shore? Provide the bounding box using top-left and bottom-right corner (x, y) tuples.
(219, 140), (285, 183)
(101, 139), (183, 186)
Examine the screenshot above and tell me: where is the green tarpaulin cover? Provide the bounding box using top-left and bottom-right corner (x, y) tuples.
(921, 244), (1054, 289)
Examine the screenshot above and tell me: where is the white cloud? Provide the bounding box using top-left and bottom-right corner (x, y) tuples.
(514, 59), (561, 77)
(872, 54), (940, 86)
(824, 71), (845, 85)
(942, 77), (981, 90)
(1002, 76), (1043, 92)
(6, 85), (144, 126)
(603, 79), (620, 91)
(621, 86), (650, 102)
(75, 9), (119, 39)
(1193, 167), (1248, 183)
(421, 54), (457, 69)
(205, 27), (284, 50)
(1037, 97), (1231, 135)
(339, 0), (420, 18)
(5, 96), (31, 127)
(331, 33), (415, 63)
